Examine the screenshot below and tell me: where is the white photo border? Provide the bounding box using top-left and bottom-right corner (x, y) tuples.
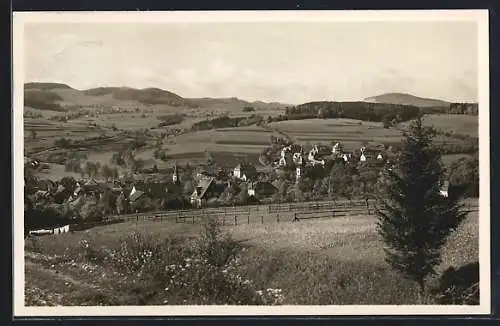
(12, 9), (491, 317)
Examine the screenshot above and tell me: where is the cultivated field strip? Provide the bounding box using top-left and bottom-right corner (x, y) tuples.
(103, 198), (479, 227)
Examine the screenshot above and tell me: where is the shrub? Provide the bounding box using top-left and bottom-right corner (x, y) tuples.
(73, 219), (285, 305)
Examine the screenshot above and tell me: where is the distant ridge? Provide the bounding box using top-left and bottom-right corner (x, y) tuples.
(25, 82), (73, 91)
(24, 82), (289, 111)
(364, 93), (450, 108)
(187, 97), (289, 110)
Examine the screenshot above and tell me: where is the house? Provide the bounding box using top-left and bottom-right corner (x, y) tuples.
(190, 177), (219, 208)
(360, 154), (367, 162)
(130, 181), (179, 200)
(377, 153), (384, 160)
(296, 166), (303, 182)
(331, 143), (341, 155)
(440, 181), (450, 198)
(292, 152), (303, 165)
(233, 163), (257, 181)
(129, 189), (146, 203)
(247, 181), (278, 199)
(24, 156), (40, 168)
(172, 164), (180, 183)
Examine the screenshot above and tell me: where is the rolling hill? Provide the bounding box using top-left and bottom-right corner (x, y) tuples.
(24, 82), (289, 112)
(364, 93), (450, 108)
(187, 97), (289, 110)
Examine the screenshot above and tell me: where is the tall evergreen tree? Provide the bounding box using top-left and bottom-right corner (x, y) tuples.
(375, 116), (469, 293)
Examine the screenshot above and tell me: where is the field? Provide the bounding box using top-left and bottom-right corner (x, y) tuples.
(24, 202), (479, 306)
(25, 114), (476, 178)
(23, 84), (478, 179)
(400, 114), (478, 137)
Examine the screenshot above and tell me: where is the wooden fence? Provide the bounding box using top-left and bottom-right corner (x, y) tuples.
(105, 198), (479, 226)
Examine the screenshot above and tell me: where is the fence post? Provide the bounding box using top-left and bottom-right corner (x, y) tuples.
(234, 215), (237, 225)
(247, 212), (250, 224)
(261, 215), (264, 224)
(276, 213), (279, 223)
(192, 214), (195, 224)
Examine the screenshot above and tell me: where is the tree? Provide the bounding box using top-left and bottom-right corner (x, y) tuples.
(115, 193), (128, 215)
(375, 116), (469, 294)
(237, 184), (249, 204)
(382, 115), (392, 129)
(101, 164), (114, 181)
(358, 162), (379, 207)
(60, 176), (77, 194)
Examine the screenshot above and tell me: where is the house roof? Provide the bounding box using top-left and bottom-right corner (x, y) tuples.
(129, 190), (145, 202)
(84, 179), (98, 187)
(193, 177), (215, 199)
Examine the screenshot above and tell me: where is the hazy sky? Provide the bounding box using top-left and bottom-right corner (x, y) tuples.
(24, 21), (478, 104)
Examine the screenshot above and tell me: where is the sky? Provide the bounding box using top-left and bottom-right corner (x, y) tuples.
(24, 21), (478, 104)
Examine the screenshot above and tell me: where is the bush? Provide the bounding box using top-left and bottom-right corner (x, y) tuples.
(72, 219), (285, 305)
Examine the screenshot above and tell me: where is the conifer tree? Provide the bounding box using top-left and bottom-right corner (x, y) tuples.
(375, 116), (469, 293)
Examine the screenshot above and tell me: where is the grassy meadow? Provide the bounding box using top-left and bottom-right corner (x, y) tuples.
(25, 203), (479, 306)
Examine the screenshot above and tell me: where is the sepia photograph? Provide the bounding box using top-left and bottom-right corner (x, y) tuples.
(13, 10), (490, 316)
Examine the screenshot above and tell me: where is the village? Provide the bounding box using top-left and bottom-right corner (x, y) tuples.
(25, 137), (452, 232)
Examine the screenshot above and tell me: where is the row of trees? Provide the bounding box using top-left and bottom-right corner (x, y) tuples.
(157, 114), (185, 126)
(286, 101), (422, 123)
(190, 114), (265, 131)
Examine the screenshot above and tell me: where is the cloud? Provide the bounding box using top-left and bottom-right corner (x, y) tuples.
(24, 21), (479, 103)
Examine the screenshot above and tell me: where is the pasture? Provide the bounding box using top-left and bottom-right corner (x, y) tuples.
(24, 199), (479, 306)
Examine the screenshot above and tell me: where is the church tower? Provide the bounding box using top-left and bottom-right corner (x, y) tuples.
(172, 164), (180, 184)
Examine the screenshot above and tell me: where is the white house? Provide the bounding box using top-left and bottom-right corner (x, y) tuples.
(233, 163), (256, 181)
(360, 154), (367, 162)
(233, 164), (244, 179)
(440, 181), (449, 198)
(292, 152), (303, 165)
(172, 164), (180, 183)
(377, 153), (384, 160)
(296, 166), (302, 182)
(332, 142), (340, 154)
